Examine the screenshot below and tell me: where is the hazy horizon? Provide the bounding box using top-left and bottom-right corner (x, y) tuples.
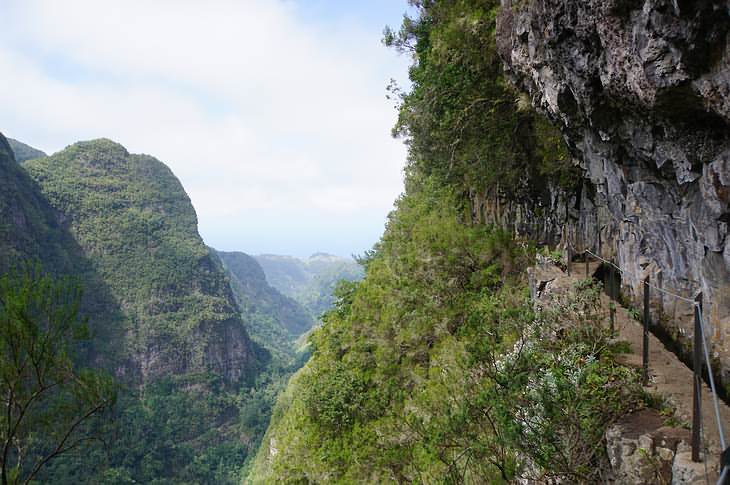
(1, 0), (414, 258)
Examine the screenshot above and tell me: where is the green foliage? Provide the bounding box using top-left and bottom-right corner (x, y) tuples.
(301, 362), (370, 432)
(216, 250), (314, 342)
(13, 139), (268, 483)
(249, 178), (649, 483)
(22, 140), (247, 358)
(538, 246), (566, 267)
(626, 306), (642, 321)
(0, 263), (116, 484)
(385, 0), (578, 208)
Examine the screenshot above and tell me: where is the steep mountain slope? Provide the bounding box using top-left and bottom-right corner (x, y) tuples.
(250, 183), (648, 483)
(254, 253), (363, 319)
(217, 250), (313, 338)
(0, 134), (76, 273)
(248, 2), (676, 482)
(7, 137), (46, 162)
(24, 139), (259, 385)
(216, 249), (314, 374)
(13, 138), (265, 483)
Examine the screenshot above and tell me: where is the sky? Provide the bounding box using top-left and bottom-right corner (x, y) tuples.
(0, 0), (414, 258)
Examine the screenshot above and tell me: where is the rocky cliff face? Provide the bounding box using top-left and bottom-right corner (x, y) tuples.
(497, 0), (730, 383)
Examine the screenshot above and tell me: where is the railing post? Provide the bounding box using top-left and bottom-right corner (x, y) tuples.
(692, 293), (703, 463)
(643, 276), (650, 386)
(609, 263), (615, 332)
(585, 251), (589, 278)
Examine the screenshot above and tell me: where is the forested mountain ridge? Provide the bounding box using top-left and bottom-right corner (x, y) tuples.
(0, 132), (359, 482)
(216, 249), (314, 369)
(23, 139), (260, 385)
(217, 250), (313, 338)
(0, 134), (279, 482)
(254, 253), (363, 320)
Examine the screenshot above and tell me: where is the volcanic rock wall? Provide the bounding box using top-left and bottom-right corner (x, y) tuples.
(497, 0), (730, 382)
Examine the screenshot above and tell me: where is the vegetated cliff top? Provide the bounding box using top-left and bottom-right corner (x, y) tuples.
(7, 137), (46, 163)
(22, 138), (260, 385)
(5, 136), (283, 483)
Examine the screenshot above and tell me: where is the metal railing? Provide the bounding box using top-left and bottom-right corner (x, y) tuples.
(564, 243), (729, 484)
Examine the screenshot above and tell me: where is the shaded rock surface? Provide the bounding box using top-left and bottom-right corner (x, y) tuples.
(0, 134), (72, 271)
(497, 0), (730, 383)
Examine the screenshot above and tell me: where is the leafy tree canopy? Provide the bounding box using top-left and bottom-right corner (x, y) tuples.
(0, 264), (115, 485)
(385, 0), (577, 205)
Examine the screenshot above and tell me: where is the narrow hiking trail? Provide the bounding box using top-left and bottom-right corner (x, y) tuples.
(532, 260), (730, 482)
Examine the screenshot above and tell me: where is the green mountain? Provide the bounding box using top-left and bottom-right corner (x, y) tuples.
(216, 250), (314, 360)
(0, 136), (270, 483)
(7, 137), (47, 162)
(254, 253), (363, 320)
(23, 139), (261, 385)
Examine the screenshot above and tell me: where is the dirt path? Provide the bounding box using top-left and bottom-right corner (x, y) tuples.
(534, 260), (730, 480)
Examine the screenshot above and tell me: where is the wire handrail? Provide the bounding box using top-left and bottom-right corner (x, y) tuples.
(582, 248), (697, 304)
(698, 307), (728, 450)
(562, 242), (728, 483)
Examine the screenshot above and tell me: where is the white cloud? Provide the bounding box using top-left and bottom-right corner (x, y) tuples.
(0, 0), (410, 256)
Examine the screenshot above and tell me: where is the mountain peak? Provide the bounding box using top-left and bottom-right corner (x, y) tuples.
(65, 138), (129, 159)
(308, 252), (338, 260)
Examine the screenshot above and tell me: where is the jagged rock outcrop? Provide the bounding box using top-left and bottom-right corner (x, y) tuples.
(497, 0), (730, 383)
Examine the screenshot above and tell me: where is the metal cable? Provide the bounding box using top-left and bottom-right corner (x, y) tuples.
(565, 241), (728, 474)
(718, 466), (729, 485)
(581, 247), (696, 304)
(697, 306), (728, 450)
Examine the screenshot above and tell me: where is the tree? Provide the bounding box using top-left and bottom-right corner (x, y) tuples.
(383, 0), (577, 209)
(0, 264), (116, 485)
